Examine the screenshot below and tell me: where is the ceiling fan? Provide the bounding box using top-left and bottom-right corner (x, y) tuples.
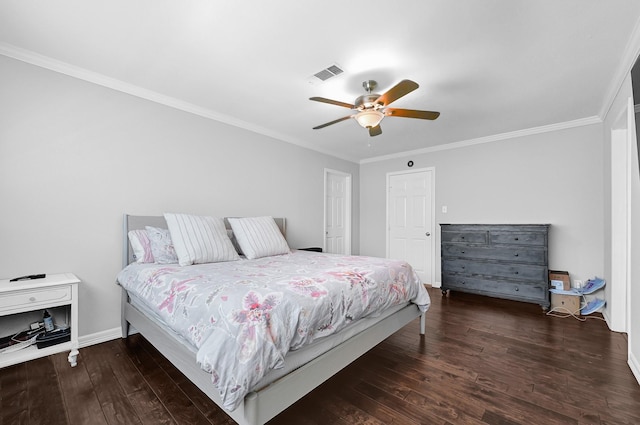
(310, 79), (440, 137)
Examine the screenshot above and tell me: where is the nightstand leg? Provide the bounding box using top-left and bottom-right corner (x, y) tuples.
(68, 349), (79, 367)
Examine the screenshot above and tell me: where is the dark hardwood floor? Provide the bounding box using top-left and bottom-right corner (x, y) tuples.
(2, 287), (639, 425)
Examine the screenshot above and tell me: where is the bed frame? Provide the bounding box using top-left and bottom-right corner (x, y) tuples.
(119, 214), (425, 425)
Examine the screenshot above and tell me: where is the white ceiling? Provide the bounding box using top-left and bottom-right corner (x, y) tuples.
(2, 1), (640, 163)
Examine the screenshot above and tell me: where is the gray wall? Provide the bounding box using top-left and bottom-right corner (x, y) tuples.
(0, 55), (360, 339)
(360, 124), (605, 286)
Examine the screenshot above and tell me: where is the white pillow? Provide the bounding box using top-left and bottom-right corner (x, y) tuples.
(128, 229), (154, 263)
(164, 213), (239, 266)
(228, 216), (290, 260)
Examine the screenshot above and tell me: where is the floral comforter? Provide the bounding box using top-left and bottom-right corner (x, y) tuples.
(116, 250), (430, 411)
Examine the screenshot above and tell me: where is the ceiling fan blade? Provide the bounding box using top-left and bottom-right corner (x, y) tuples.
(313, 115), (353, 130)
(369, 125), (382, 137)
(375, 79), (419, 106)
(385, 108), (440, 120)
(309, 97), (355, 109)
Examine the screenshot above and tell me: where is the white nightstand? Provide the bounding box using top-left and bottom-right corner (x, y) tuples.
(0, 273), (80, 368)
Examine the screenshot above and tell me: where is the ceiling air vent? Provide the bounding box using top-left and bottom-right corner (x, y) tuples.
(308, 63), (344, 84)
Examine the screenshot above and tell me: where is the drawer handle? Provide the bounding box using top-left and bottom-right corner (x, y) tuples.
(514, 253), (519, 257)
(514, 271), (519, 275)
(514, 287), (519, 291)
(461, 281), (466, 285)
(461, 250), (465, 254)
(29, 296), (37, 302)
(515, 237), (519, 241)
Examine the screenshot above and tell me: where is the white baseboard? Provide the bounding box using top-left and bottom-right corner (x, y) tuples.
(630, 349), (640, 385)
(601, 309), (613, 331)
(78, 327), (122, 348)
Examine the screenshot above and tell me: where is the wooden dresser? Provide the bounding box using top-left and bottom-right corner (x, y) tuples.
(440, 224), (550, 309)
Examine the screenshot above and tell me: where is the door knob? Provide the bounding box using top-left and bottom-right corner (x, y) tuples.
(425, 232), (431, 236)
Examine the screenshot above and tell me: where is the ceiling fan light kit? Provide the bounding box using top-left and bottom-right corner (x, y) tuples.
(355, 110), (384, 128)
(310, 79), (440, 137)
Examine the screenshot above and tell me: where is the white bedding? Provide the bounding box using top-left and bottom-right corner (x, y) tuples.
(117, 250), (430, 411)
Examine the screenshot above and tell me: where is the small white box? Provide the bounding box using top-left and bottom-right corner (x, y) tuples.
(550, 280), (564, 291)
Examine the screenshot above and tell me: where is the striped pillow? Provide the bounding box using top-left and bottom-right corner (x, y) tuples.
(228, 216), (290, 260)
(164, 213), (240, 266)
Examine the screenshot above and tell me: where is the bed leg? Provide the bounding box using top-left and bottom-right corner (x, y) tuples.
(122, 321), (130, 339)
(121, 287), (130, 338)
(419, 313), (425, 335)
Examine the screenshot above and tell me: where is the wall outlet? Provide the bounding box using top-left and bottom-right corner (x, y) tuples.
(442, 206), (448, 213)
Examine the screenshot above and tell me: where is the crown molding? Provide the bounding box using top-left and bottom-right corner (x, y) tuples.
(0, 42), (359, 163)
(600, 15), (640, 120)
(0, 42), (612, 166)
(360, 116), (603, 164)
(0, 43), (255, 130)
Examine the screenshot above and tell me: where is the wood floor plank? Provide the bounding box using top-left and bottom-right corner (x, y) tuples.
(51, 350), (108, 425)
(26, 356), (68, 425)
(81, 343), (142, 425)
(105, 338), (149, 396)
(123, 334), (213, 425)
(354, 379), (448, 425)
(135, 336), (235, 425)
(126, 386), (178, 425)
(0, 363), (30, 424)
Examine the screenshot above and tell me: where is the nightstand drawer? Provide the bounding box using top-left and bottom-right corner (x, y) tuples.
(0, 286), (71, 314)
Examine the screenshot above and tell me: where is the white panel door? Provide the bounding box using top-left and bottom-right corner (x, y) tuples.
(387, 169), (434, 284)
(325, 170), (351, 254)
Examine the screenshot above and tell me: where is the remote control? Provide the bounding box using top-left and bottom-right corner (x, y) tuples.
(9, 274), (46, 282)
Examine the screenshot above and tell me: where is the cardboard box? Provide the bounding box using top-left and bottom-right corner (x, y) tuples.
(549, 270), (571, 290)
(551, 293), (580, 314)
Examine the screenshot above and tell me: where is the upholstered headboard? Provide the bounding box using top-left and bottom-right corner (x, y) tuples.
(122, 214), (286, 267)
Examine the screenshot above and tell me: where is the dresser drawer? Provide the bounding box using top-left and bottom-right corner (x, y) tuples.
(441, 231), (488, 244)
(0, 285), (71, 314)
(490, 231), (546, 246)
(442, 273), (547, 302)
(441, 244), (546, 264)
(442, 259), (547, 282)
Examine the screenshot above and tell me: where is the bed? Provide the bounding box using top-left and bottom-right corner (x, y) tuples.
(117, 214), (430, 425)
